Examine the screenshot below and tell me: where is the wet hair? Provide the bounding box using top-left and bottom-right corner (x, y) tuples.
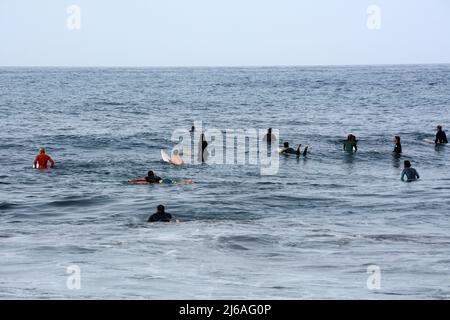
(283, 142), (289, 148)
(157, 205), (165, 212)
(395, 136), (401, 143)
(437, 125), (442, 131)
(39, 148), (46, 154)
(347, 134), (353, 141)
(147, 171), (155, 178)
(404, 160), (411, 168)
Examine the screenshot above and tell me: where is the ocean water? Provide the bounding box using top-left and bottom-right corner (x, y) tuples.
(0, 65), (449, 299)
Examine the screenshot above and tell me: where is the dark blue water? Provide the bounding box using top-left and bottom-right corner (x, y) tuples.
(1, 65), (450, 298)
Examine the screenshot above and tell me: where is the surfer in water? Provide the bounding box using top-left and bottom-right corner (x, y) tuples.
(33, 148), (55, 169)
(401, 160), (420, 182)
(170, 149), (184, 165)
(128, 171), (193, 184)
(435, 125), (448, 145)
(263, 128), (276, 145)
(393, 136), (402, 154)
(343, 134), (358, 152)
(280, 142), (309, 157)
(148, 205), (180, 223)
(198, 133), (208, 163)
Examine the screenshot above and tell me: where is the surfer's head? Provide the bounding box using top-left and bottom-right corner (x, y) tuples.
(283, 142), (289, 148)
(437, 125), (442, 132)
(394, 136), (401, 144)
(404, 160), (411, 168)
(147, 171), (155, 178)
(157, 204), (165, 213)
(39, 148), (46, 155)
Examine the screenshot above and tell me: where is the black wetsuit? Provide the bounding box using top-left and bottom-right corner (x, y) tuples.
(200, 140), (208, 162)
(393, 143), (402, 153)
(435, 131), (448, 144)
(281, 146), (308, 156)
(264, 133), (276, 145)
(148, 212), (172, 222)
(145, 175), (162, 183)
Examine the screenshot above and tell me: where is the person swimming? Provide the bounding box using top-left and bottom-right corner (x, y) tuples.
(128, 170), (193, 184)
(435, 125), (448, 144)
(393, 136), (402, 154)
(280, 142), (309, 156)
(170, 149), (184, 165)
(401, 160), (420, 182)
(33, 147), (55, 169)
(148, 205), (180, 223)
(343, 134), (358, 152)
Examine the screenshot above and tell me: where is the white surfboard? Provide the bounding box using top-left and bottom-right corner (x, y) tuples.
(161, 149), (172, 163)
(423, 138), (436, 144)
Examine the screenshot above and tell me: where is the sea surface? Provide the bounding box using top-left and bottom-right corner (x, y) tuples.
(0, 65), (449, 299)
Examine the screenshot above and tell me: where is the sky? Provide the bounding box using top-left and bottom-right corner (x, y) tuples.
(1, 0), (449, 66)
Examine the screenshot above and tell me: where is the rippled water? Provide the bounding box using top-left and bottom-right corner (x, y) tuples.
(1, 66), (450, 299)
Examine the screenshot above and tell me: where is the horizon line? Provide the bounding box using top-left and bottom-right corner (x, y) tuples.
(1, 62), (450, 68)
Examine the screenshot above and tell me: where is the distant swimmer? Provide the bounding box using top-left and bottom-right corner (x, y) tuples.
(33, 148), (54, 169)
(148, 205), (180, 223)
(161, 149), (184, 165)
(435, 125), (448, 145)
(198, 133), (208, 163)
(393, 136), (402, 154)
(343, 134), (358, 152)
(128, 170), (193, 184)
(170, 149), (184, 165)
(263, 128), (276, 145)
(280, 142), (309, 157)
(189, 125), (196, 133)
(401, 160), (420, 182)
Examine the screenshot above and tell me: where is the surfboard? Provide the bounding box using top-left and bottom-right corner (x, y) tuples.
(161, 149), (172, 163)
(423, 138), (436, 144)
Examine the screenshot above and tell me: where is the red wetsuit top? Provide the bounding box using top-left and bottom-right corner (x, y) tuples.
(34, 154), (54, 169)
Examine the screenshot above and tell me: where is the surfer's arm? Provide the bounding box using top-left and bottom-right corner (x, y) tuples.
(128, 177), (146, 183)
(48, 156), (55, 168)
(33, 156), (38, 168)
